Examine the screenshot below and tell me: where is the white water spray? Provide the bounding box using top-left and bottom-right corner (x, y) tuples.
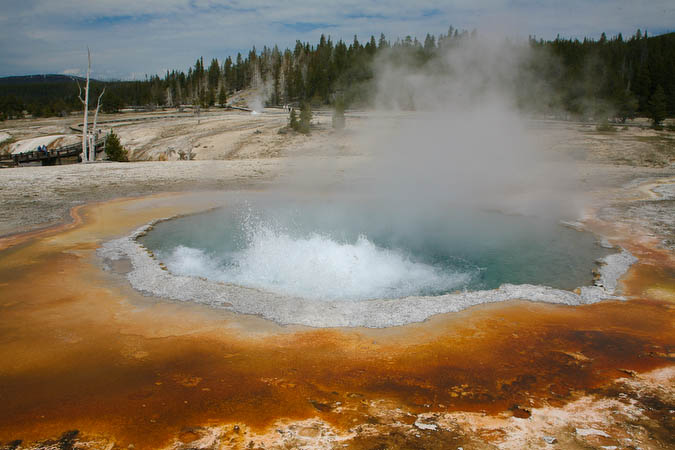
(160, 220), (473, 301)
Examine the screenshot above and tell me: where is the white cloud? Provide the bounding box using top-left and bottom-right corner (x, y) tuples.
(0, 1), (673, 78)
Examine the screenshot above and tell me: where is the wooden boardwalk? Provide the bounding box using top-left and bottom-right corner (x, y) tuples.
(1, 138), (105, 167)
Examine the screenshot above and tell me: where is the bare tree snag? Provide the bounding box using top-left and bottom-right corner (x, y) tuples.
(76, 48), (92, 162)
(91, 87), (105, 160)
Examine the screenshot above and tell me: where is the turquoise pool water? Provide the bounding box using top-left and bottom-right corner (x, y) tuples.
(139, 196), (613, 301)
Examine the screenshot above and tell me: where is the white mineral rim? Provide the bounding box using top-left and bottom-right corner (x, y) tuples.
(97, 216), (636, 328)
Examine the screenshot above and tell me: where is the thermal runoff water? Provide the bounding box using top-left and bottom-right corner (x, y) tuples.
(139, 197), (614, 302)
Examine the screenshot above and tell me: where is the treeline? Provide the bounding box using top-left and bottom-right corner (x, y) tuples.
(527, 30), (674, 121)
(0, 75), (164, 119)
(1, 28), (673, 122)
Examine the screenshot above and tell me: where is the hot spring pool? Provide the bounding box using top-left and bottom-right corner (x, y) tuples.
(138, 198), (615, 302)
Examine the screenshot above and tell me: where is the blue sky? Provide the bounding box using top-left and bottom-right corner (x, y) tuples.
(0, 0), (673, 79)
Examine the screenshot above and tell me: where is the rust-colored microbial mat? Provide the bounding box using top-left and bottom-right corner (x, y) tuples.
(0, 194), (673, 449)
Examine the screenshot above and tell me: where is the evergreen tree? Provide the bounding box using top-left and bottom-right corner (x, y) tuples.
(105, 130), (128, 162)
(378, 33), (389, 49)
(648, 85), (667, 126)
(289, 108), (299, 131)
(367, 36), (377, 56)
(424, 34), (436, 52)
(218, 88), (227, 107)
(199, 89), (208, 107)
(615, 89), (639, 122)
(207, 58), (221, 90)
(299, 102), (311, 134)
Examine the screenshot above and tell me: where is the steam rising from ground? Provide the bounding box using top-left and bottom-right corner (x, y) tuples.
(248, 65), (274, 112)
(276, 37), (582, 241)
(353, 37), (581, 220)
(162, 37), (588, 302)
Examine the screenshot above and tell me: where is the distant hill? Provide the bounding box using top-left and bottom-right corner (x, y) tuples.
(0, 74), (89, 85)
(0, 74), (111, 119)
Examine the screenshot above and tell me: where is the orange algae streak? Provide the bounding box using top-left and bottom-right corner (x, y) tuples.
(621, 246), (675, 303)
(0, 204), (86, 252)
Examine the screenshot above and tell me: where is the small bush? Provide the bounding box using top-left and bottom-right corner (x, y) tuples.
(648, 85), (667, 128)
(105, 130), (129, 162)
(596, 120), (615, 132)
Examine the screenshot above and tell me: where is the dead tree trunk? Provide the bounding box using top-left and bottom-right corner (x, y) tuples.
(76, 48), (92, 162)
(90, 88), (105, 161)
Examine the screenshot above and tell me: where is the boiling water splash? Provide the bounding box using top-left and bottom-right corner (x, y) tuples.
(160, 222), (473, 301)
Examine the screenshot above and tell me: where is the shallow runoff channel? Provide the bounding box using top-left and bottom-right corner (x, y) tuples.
(100, 195), (637, 328)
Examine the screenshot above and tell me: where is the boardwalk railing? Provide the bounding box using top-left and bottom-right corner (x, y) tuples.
(1, 138), (106, 167)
